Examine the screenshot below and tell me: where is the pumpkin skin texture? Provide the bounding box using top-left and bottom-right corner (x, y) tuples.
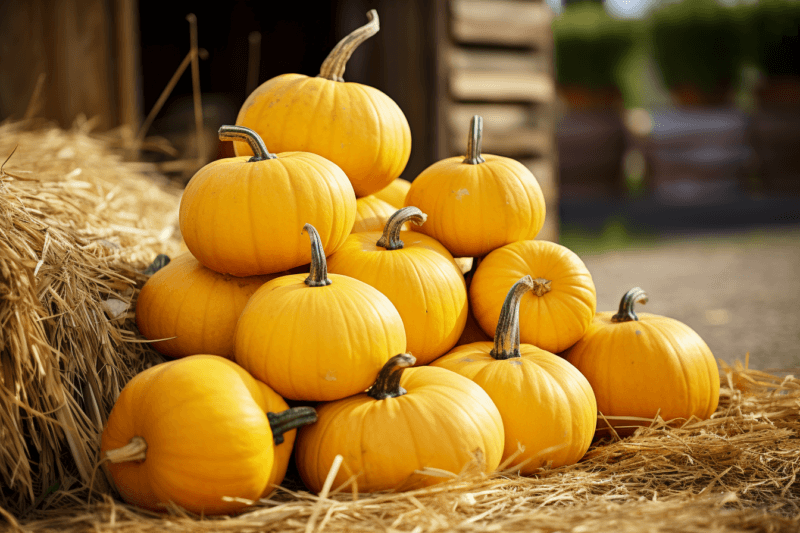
(327, 207), (468, 365)
(234, 11), (411, 198)
(563, 288), (720, 429)
(135, 252), (277, 359)
(179, 126), (356, 277)
(471, 239), (596, 353)
(432, 277), (596, 473)
(234, 224), (406, 401)
(100, 355), (316, 515)
(296, 354), (504, 493)
(404, 116), (545, 257)
(353, 195), (407, 233)
(374, 178), (411, 208)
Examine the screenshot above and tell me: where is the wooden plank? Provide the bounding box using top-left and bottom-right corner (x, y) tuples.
(450, 68), (555, 103)
(450, 0), (553, 49)
(114, 0), (142, 130)
(449, 48), (550, 74)
(447, 125), (553, 157)
(448, 103), (551, 132)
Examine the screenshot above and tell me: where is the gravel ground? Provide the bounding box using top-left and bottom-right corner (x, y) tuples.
(570, 225), (800, 370)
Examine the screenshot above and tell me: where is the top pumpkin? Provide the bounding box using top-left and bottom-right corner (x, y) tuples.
(234, 10), (411, 198)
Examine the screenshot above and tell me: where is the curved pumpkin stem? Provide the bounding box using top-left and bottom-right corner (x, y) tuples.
(218, 125), (277, 162)
(303, 224), (332, 287)
(367, 353), (416, 399)
(376, 207), (427, 250)
(268, 407), (318, 445)
(611, 287), (648, 323)
(318, 10), (380, 82)
(463, 115), (486, 165)
(104, 436), (147, 464)
(143, 254), (170, 276)
(490, 276), (534, 360)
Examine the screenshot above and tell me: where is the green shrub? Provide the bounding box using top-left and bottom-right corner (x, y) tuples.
(746, 0), (800, 77)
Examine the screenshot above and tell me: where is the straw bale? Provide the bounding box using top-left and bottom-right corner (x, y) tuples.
(0, 119), (183, 514)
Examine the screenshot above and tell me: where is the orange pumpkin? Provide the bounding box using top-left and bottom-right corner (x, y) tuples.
(100, 355), (316, 515)
(352, 195), (407, 233)
(328, 207), (468, 364)
(404, 116), (546, 257)
(563, 287), (720, 432)
(374, 178), (411, 208)
(295, 354), (504, 493)
(234, 11), (411, 198)
(470, 239), (596, 353)
(179, 125), (356, 277)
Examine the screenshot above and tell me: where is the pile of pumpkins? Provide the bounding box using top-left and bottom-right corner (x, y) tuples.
(100, 11), (720, 516)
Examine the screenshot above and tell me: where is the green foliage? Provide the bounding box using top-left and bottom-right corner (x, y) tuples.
(744, 0), (800, 77)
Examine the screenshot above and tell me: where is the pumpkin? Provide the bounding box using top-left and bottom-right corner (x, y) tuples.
(563, 287), (720, 432)
(327, 207), (468, 364)
(135, 252), (278, 359)
(179, 125), (356, 277)
(432, 276), (597, 473)
(374, 178), (411, 208)
(234, 224), (406, 401)
(352, 195), (407, 233)
(100, 355), (317, 515)
(295, 353), (504, 493)
(404, 116), (546, 257)
(234, 10), (411, 198)
(470, 239), (596, 353)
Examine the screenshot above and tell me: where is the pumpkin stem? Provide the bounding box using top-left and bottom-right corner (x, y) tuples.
(376, 207), (427, 250)
(268, 407), (318, 445)
(367, 353), (416, 399)
(218, 125), (277, 162)
(463, 115), (486, 165)
(490, 276), (534, 360)
(104, 436), (147, 464)
(303, 224), (332, 287)
(531, 278), (552, 296)
(318, 10), (380, 82)
(611, 287), (648, 322)
(143, 254), (170, 276)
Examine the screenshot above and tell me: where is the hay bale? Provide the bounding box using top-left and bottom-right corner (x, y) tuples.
(0, 119), (183, 514)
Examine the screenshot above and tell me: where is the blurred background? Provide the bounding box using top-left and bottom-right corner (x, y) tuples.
(0, 0), (798, 367)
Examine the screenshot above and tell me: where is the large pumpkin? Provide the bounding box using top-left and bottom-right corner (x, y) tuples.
(327, 207), (468, 364)
(563, 287), (720, 431)
(234, 224), (406, 401)
(295, 354), (504, 493)
(100, 355), (316, 515)
(470, 239), (596, 353)
(135, 252), (277, 359)
(374, 178), (411, 208)
(179, 125), (356, 276)
(234, 11), (411, 198)
(404, 116), (546, 257)
(432, 276), (597, 474)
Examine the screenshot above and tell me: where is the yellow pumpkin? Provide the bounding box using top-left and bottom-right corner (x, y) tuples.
(328, 207), (468, 365)
(179, 125), (356, 277)
(374, 178), (411, 208)
(234, 11), (411, 198)
(432, 277), (597, 474)
(234, 224), (406, 401)
(295, 354), (504, 493)
(135, 252), (277, 359)
(352, 195), (407, 233)
(404, 116), (546, 257)
(100, 355), (316, 515)
(563, 287), (720, 432)
(471, 239), (596, 353)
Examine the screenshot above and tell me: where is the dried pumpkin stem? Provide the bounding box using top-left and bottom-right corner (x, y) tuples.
(104, 436), (147, 463)
(218, 125), (277, 162)
(367, 354), (416, 399)
(531, 277), (552, 296)
(268, 407), (318, 445)
(303, 223), (332, 287)
(143, 254), (170, 276)
(490, 276), (534, 360)
(463, 115), (486, 165)
(318, 10), (380, 82)
(376, 207), (427, 250)
(612, 287), (649, 322)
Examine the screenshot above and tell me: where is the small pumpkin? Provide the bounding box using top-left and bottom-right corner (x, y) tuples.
(374, 178), (411, 208)
(100, 355), (317, 515)
(235, 11), (411, 198)
(234, 224), (406, 401)
(352, 195), (407, 233)
(295, 353), (504, 493)
(432, 276), (597, 474)
(328, 207), (468, 364)
(470, 239), (596, 353)
(563, 287), (720, 432)
(135, 252), (277, 359)
(179, 125), (356, 277)
(404, 116), (546, 257)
